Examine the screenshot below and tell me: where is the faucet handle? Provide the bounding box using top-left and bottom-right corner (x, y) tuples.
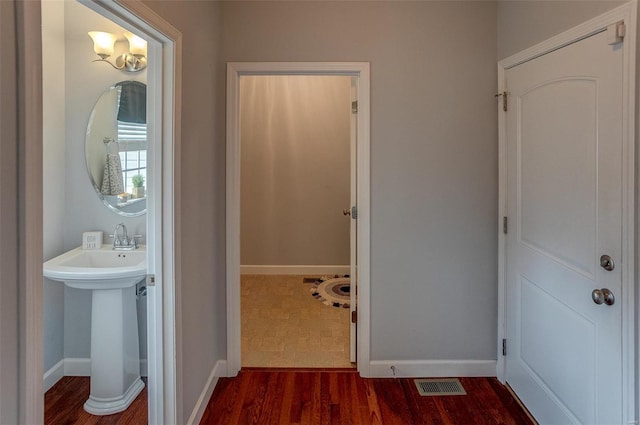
(108, 233), (122, 245)
(131, 234), (143, 248)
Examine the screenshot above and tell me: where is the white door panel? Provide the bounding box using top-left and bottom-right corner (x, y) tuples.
(506, 28), (623, 425)
(519, 79), (597, 277)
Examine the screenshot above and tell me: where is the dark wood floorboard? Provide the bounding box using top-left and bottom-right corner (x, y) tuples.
(200, 370), (535, 425)
(44, 377), (147, 425)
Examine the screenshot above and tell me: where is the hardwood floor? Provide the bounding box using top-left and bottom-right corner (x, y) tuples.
(200, 369), (535, 425)
(45, 377), (147, 425)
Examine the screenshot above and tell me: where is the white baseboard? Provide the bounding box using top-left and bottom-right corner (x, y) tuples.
(64, 357), (91, 376)
(240, 265), (350, 275)
(44, 357), (149, 392)
(187, 360), (227, 425)
(369, 360), (497, 378)
(44, 360), (65, 393)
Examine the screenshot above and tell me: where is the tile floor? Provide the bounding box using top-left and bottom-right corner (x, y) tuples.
(241, 274), (354, 368)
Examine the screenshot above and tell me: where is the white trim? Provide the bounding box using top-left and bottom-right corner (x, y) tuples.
(43, 360), (64, 393)
(369, 360), (497, 378)
(496, 59), (507, 385)
(240, 265), (350, 275)
(185, 360), (226, 425)
(497, 3), (636, 424)
(63, 358), (91, 376)
(226, 62), (371, 377)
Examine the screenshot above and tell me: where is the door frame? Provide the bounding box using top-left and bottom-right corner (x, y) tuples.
(226, 62), (371, 377)
(496, 3), (636, 423)
(22, 0), (182, 422)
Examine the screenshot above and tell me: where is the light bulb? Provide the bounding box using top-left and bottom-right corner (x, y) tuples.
(124, 31), (147, 57)
(88, 31), (116, 59)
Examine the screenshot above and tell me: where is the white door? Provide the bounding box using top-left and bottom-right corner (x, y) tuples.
(505, 28), (624, 424)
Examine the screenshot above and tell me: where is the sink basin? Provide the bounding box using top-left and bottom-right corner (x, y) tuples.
(43, 245), (146, 289)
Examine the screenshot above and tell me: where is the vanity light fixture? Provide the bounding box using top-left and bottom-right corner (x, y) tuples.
(88, 31), (147, 72)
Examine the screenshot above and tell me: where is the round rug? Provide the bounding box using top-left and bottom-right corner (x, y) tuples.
(310, 277), (350, 308)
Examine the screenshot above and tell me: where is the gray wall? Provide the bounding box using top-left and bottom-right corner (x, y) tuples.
(39, 0), (631, 420)
(141, 1), (225, 422)
(240, 75), (351, 266)
(497, 0), (624, 59)
(224, 1), (499, 361)
(0, 1), (19, 423)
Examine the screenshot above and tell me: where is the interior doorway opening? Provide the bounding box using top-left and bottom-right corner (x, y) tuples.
(226, 62), (371, 377)
(239, 75), (354, 368)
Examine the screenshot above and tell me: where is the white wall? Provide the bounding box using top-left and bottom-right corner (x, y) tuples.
(240, 75), (351, 267)
(223, 1), (499, 364)
(61, 1), (147, 362)
(39, 0), (148, 380)
(42, 0), (66, 376)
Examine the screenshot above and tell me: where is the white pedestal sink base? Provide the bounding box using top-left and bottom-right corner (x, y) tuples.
(84, 285), (144, 415)
(84, 377), (145, 415)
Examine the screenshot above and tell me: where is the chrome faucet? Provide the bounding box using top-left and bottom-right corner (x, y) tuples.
(109, 223), (141, 250)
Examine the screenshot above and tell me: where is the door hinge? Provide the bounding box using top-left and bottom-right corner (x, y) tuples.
(146, 274), (156, 286)
(351, 100), (358, 114)
(607, 21), (625, 45)
(351, 310), (357, 323)
(503, 216), (508, 234)
(502, 338), (507, 356)
(495, 91), (508, 112)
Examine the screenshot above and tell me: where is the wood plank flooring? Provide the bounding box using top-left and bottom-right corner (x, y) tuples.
(45, 377), (147, 425)
(200, 369), (535, 425)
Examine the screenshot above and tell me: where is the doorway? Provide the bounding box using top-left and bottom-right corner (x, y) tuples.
(239, 75), (353, 368)
(226, 62), (371, 377)
(23, 0), (180, 422)
(497, 4), (636, 424)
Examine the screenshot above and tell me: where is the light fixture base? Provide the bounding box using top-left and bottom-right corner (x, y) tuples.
(115, 53), (147, 72)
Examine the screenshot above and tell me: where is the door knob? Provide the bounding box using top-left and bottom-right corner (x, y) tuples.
(601, 288), (615, 306)
(592, 289), (604, 305)
(343, 208), (351, 216)
(592, 288), (615, 306)
(600, 254), (615, 271)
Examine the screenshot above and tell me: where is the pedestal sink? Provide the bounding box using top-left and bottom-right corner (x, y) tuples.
(43, 246), (146, 415)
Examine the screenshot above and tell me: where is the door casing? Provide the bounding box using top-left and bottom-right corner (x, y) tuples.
(226, 62), (371, 377)
(497, 3), (637, 423)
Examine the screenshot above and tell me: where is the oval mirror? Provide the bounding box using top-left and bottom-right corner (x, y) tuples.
(85, 81), (147, 216)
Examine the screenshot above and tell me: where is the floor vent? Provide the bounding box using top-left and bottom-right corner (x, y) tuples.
(414, 378), (466, 396)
